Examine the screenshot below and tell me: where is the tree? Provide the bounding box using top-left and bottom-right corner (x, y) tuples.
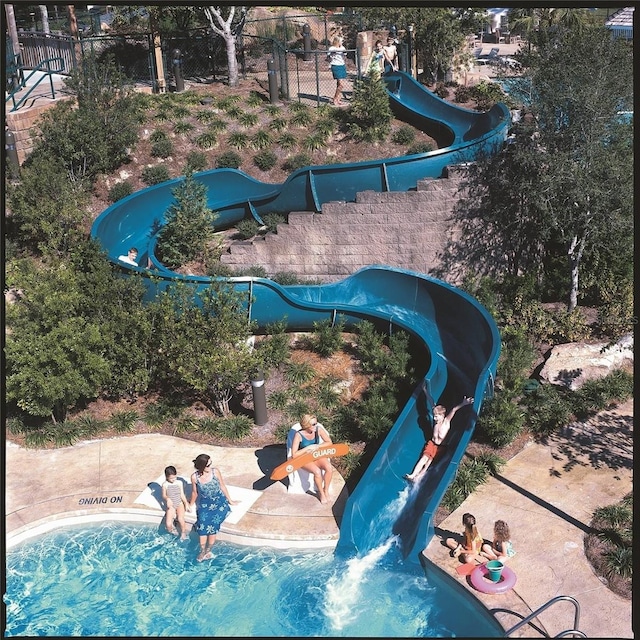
(202, 6), (249, 87)
(5, 241), (152, 421)
(151, 282), (259, 415)
(156, 171), (217, 269)
(530, 25), (633, 310)
(357, 7), (485, 82)
(347, 67), (393, 142)
(6, 153), (89, 256)
(35, 54), (140, 183)
(438, 23), (632, 312)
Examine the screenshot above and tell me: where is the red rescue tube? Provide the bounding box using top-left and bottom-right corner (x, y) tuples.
(470, 563), (517, 594)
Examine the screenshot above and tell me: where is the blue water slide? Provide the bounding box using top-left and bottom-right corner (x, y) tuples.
(91, 71), (504, 562)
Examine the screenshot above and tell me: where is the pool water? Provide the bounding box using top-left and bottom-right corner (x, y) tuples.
(5, 522), (502, 637)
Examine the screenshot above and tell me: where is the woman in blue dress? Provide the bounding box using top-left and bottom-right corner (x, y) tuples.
(189, 453), (238, 562)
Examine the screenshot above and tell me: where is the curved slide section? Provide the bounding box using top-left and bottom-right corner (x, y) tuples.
(91, 72), (504, 562)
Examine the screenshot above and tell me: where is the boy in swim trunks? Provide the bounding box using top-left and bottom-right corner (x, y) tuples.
(404, 396), (474, 482)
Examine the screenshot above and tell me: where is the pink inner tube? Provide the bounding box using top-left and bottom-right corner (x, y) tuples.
(470, 563), (517, 594)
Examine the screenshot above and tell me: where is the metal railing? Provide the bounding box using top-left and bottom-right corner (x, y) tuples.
(502, 595), (585, 638)
(5, 56), (65, 112)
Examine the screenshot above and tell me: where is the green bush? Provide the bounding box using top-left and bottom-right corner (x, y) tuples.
(442, 457), (493, 511)
(272, 271), (304, 285)
(433, 82), (449, 99)
(149, 129), (168, 143)
(247, 90), (265, 107)
(406, 142), (434, 155)
(235, 218), (260, 239)
(347, 72), (393, 142)
(253, 150), (277, 171)
(290, 109), (313, 127)
(107, 180), (134, 203)
(523, 384), (573, 436)
(284, 361), (315, 385)
(252, 130), (273, 150)
(392, 125), (416, 145)
(303, 132), (328, 152)
(151, 138), (173, 158)
(141, 164), (170, 185)
(573, 368), (633, 419)
(476, 393), (525, 447)
(109, 410), (139, 433)
(454, 85), (472, 103)
(195, 132), (218, 149)
(283, 153), (311, 172)
(238, 112), (259, 127)
(261, 212), (285, 233)
(470, 81), (506, 111)
(497, 326), (537, 391)
(214, 414), (254, 440)
(174, 120), (195, 135)
(278, 132), (297, 150)
(311, 317), (345, 357)
(228, 132), (250, 150)
(216, 151), (242, 169)
(269, 117), (288, 132)
(184, 151), (208, 174)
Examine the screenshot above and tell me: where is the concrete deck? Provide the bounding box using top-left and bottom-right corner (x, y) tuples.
(6, 397), (632, 637)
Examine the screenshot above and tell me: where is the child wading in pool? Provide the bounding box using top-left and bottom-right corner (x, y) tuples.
(162, 466), (189, 540)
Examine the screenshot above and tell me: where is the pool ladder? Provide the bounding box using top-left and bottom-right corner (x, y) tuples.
(500, 595), (586, 638)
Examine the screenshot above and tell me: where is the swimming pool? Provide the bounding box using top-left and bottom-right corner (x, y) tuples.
(5, 522), (503, 637)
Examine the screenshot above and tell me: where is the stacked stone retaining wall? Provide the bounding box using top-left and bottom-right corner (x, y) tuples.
(220, 167), (468, 281)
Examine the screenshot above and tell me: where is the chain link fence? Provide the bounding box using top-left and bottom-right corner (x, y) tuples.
(11, 11), (368, 102)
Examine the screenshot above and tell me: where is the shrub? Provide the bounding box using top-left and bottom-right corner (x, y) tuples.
(392, 125), (416, 145)
(196, 110), (220, 123)
(247, 90), (265, 107)
(268, 389), (292, 410)
(228, 132), (250, 150)
(195, 132), (218, 149)
(108, 180), (134, 203)
(476, 393), (525, 447)
(354, 381), (397, 439)
(303, 132), (327, 152)
(235, 218), (260, 239)
(238, 112), (259, 127)
(315, 118), (336, 137)
(290, 109), (313, 127)
(252, 130), (273, 150)
(264, 104), (281, 116)
(442, 457), (493, 511)
(214, 414), (254, 440)
(273, 271), (303, 285)
(573, 368), (633, 420)
(269, 117), (288, 132)
(284, 361), (315, 385)
(224, 105), (243, 118)
(151, 138), (173, 158)
(217, 95), (241, 110)
(261, 212), (285, 233)
(208, 118), (228, 133)
(184, 150), (208, 174)
(454, 85), (473, 103)
(283, 153), (311, 172)
(253, 150), (278, 171)
(171, 104), (191, 119)
(433, 82), (449, 99)
(141, 165), (170, 185)
(149, 129), (168, 143)
(523, 384), (573, 436)
(216, 151), (242, 169)
(174, 120), (195, 135)
(470, 81), (506, 111)
(311, 317), (345, 357)
(497, 326), (537, 392)
(347, 72), (393, 142)
(109, 410), (138, 433)
(406, 142), (434, 155)
(277, 132), (297, 150)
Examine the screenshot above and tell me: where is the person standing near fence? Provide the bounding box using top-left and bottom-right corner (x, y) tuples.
(327, 36), (347, 106)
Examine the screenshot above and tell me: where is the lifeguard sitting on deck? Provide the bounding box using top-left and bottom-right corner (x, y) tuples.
(290, 414), (333, 503)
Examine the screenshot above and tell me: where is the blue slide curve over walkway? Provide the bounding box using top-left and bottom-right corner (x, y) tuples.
(91, 71), (506, 563)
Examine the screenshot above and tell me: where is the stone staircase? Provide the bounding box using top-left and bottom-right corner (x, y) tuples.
(220, 166), (468, 281)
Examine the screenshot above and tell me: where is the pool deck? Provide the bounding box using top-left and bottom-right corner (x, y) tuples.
(6, 397), (633, 638)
